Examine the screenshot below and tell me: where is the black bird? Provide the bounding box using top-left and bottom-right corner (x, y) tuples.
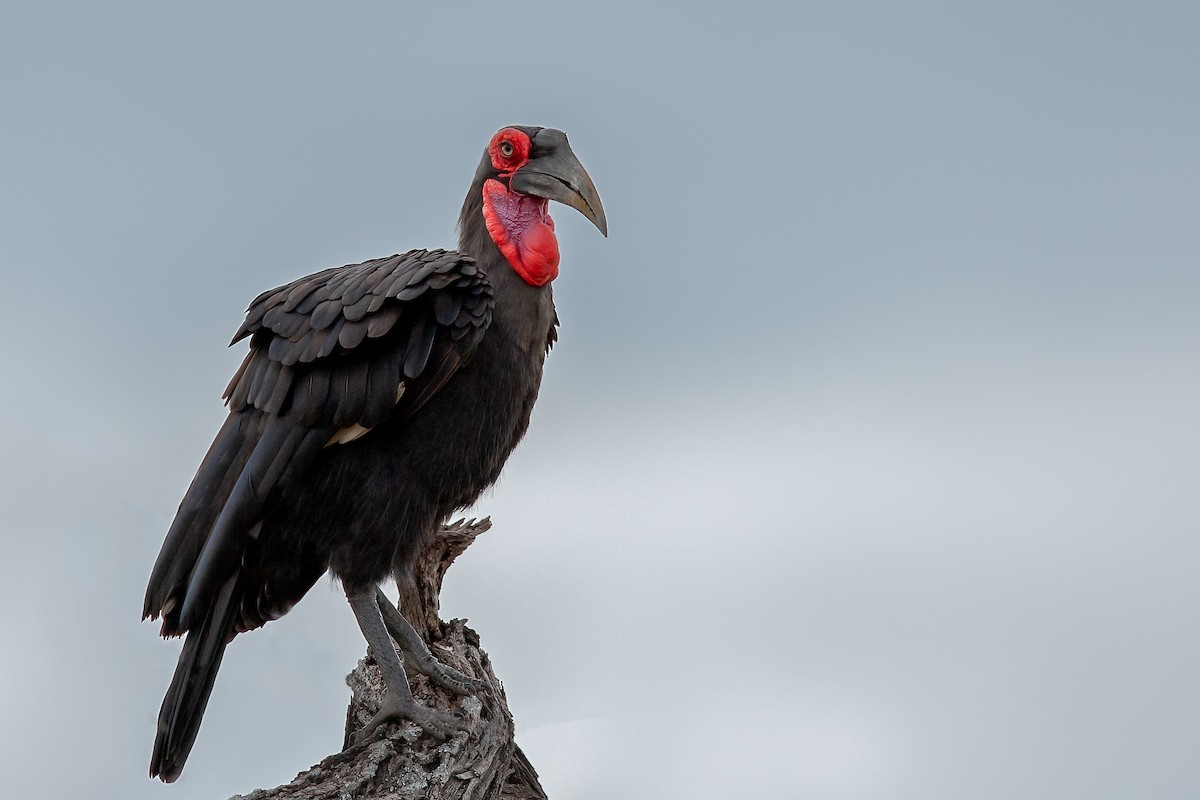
(143, 126), (606, 782)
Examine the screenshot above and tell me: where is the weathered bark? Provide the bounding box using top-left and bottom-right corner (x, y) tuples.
(231, 518), (547, 800)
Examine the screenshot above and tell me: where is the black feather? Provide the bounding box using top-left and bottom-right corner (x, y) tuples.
(262, 364), (293, 416)
(433, 292), (462, 326)
(338, 319), (370, 350)
(309, 299), (341, 331)
(366, 304), (404, 339)
(150, 574), (240, 782)
(403, 316), (436, 379)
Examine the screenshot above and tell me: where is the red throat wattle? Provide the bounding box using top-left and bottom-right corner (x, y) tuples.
(482, 178), (560, 286)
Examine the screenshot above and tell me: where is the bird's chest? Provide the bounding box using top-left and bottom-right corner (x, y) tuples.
(462, 291), (554, 451)
(407, 289), (555, 507)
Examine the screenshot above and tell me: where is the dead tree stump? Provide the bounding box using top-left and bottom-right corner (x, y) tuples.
(230, 518), (548, 800)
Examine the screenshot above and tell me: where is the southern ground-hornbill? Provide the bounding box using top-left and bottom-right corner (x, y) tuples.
(143, 126), (606, 782)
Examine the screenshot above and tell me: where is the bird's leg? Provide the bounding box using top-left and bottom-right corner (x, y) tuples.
(374, 587), (487, 696)
(345, 588), (467, 745)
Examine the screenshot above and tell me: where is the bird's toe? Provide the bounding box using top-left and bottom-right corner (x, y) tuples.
(426, 666), (487, 697)
(351, 695), (469, 746)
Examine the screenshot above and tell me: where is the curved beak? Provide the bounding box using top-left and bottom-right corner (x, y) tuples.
(510, 129), (608, 237)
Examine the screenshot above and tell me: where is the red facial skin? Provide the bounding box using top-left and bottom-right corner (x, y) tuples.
(481, 128), (561, 286)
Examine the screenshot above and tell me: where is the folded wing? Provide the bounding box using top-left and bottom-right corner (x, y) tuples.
(143, 249), (493, 636)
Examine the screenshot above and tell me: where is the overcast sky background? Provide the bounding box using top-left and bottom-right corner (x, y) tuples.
(1, 2), (1197, 798)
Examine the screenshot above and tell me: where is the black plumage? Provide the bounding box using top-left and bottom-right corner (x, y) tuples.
(143, 126), (606, 782)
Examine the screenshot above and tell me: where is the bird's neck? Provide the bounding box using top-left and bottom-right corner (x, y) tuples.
(458, 171), (559, 287)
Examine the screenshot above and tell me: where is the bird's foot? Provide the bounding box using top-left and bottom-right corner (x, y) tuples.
(374, 588), (488, 697)
(408, 654), (487, 696)
(351, 694), (468, 746)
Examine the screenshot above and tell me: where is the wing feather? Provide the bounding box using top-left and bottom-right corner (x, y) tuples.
(403, 315), (437, 379)
(433, 292), (462, 326)
(294, 274), (337, 314)
(366, 304), (404, 338)
(342, 293), (374, 322)
(310, 299), (341, 331)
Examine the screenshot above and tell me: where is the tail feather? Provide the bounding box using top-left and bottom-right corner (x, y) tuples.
(150, 575), (240, 783)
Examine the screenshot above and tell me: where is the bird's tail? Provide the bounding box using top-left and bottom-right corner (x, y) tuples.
(150, 574), (241, 783)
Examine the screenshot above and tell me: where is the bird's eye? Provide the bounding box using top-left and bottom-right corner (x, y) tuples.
(499, 140), (515, 158)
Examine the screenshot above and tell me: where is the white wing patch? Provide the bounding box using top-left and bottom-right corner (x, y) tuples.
(323, 382), (406, 448)
(325, 423), (372, 447)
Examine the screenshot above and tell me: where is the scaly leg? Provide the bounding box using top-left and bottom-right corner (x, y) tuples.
(346, 588), (466, 745)
(374, 587), (487, 696)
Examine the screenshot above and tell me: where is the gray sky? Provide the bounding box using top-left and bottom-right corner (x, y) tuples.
(1, 2), (1197, 798)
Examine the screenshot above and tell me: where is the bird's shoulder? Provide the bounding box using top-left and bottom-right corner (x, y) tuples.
(231, 248), (492, 361)
(221, 248), (494, 429)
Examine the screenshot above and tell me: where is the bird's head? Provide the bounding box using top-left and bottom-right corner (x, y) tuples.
(465, 125), (607, 286)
